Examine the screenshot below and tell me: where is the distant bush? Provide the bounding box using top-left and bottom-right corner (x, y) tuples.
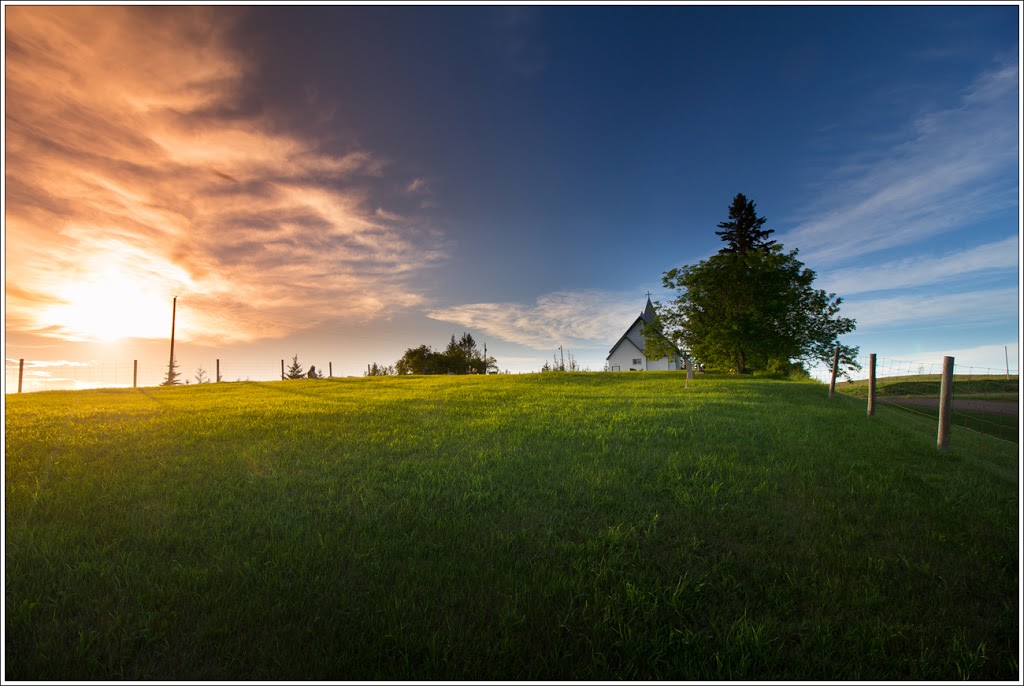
(754, 359), (811, 381)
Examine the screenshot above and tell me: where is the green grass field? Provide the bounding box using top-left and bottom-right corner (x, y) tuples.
(4, 373), (1019, 680)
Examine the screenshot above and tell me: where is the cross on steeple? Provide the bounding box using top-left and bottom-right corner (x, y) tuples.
(645, 290), (652, 299)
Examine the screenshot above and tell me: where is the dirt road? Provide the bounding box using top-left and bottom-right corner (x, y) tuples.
(880, 398), (1019, 416)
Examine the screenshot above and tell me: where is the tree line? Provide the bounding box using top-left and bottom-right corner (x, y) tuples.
(367, 332), (497, 376)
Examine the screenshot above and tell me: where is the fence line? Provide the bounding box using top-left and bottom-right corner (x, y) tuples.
(827, 352), (1019, 452)
(4, 358), (348, 394)
(870, 399), (1017, 459)
(838, 355), (1019, 383)
(6, 356), (524, 393)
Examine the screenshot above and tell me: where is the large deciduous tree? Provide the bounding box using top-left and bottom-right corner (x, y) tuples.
(395, 344), (438, 375)
(657, 194), (859, 376)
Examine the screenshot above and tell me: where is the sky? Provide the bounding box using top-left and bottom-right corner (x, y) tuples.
(2, 3), (1021, 391)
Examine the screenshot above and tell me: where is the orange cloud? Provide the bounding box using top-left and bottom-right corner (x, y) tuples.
(4, 7), (445, 345)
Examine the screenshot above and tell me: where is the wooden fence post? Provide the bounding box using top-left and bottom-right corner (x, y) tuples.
(937, 356), (954, 450)
(828, 343), (840, 399)
(216, 359), (220, 382)
(281, 359), (285, 380)
(329, 361), (333, 378)
(867, 354), (876, 417)
(133, 360), (138, 388)
(18, 359), (24, 393)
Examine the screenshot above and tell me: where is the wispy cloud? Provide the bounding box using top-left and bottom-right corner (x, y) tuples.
(780, 59), (1018, 266)
(819, 235), (1019, 296)
(427, 290), (645, 350)
(406, 178), (429, 193)
(4, 7), (446, 345)
(841, 288), (1018, 331)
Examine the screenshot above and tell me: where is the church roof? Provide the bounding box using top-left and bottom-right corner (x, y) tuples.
(642, 296), (656, 323)
(606, 296), (684, 360)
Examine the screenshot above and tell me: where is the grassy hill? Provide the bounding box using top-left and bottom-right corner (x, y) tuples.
(4, 373), (1019, 680)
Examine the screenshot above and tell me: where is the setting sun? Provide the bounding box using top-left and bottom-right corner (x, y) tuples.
(42, 266), (177, 342)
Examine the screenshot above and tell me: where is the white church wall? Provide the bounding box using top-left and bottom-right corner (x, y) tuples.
(606, 301), (684, 372)
(608, 340), (645, 371)
(646, 355), (672, 371)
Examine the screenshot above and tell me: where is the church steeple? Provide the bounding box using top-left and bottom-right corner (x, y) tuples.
(642, 293), (656, 323)
(606, 292), (683, 371)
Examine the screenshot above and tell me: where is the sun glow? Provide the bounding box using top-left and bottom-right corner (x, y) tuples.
(42, 266), (180, 342)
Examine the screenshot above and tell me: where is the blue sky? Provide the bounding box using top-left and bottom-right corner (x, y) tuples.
(3, 4), (1020, 389)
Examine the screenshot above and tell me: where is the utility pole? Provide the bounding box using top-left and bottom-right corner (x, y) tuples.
(166, 296), (177, 385)
(1005, 345), (1010, 381)
(483, 343), (487, 374)
(559, 345), (564, 371)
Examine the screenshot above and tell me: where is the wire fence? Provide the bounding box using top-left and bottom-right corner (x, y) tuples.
(8, 353), (1021, 454)
(828, 353), (1018, 382)
(4, 358), (348, 394)
(826, 354), (1020, 452)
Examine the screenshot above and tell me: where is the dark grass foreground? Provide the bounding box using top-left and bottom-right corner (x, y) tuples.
(4, 373), (1019, 680)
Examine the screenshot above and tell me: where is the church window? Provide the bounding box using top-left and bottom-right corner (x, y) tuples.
(632, 358), (642, 365)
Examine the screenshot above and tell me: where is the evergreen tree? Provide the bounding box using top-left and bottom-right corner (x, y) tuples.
(714, 193), (776, 256)
(162, 357), (181, 386)
(457, 332), (478, 357)
(285, 354), (305, 379)
(658, 194), (858, 376)
(441, 332), (484, 374)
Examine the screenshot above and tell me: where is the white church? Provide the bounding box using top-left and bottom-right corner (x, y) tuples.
(607, 296), (687, 372)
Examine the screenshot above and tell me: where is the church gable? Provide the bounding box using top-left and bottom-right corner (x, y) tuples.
(624, 319), (647, 352)
(607, 296), (684, 372)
